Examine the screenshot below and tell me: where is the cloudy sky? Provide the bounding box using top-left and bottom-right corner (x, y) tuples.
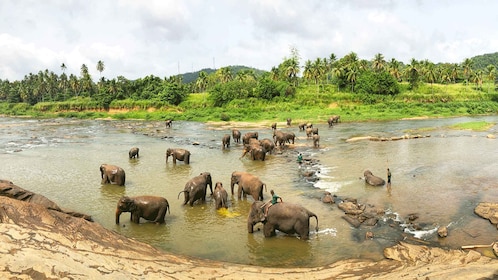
(1, 0), (497, 81)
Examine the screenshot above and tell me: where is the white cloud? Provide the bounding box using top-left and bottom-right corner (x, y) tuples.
(0, 0), (497, 81)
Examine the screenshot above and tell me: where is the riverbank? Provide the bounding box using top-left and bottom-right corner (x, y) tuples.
(1, 194), (497, 279)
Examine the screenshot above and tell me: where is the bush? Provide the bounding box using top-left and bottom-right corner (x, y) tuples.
(356, 70), (400, 96)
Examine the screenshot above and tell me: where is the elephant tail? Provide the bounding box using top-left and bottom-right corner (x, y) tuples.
(177, 191), (187, 199)
(309, 213), (319, 232)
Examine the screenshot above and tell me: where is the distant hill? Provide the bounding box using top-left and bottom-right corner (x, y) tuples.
(179, 65), (267, 84)
(470, 52), (498, 70)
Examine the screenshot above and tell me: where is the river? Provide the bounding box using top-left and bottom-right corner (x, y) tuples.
(1, 116), (497, 266)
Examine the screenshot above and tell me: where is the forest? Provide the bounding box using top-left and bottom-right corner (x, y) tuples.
(0, 49), (498, 119)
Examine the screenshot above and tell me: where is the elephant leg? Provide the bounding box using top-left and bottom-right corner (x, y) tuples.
(131, 212), (140, 223)
(237, 186), (242, 199)
(155, 207), (167, 223)
(173, 157), (177, 164)
(264, 223), (276, 237)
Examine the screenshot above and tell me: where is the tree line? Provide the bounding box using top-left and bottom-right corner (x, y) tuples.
(0, 48), (497, 109)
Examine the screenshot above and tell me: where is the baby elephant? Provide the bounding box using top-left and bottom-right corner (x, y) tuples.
(129, 147), (139, 159)
(115, 195), (170, 224)
(213, 182), (228, 209)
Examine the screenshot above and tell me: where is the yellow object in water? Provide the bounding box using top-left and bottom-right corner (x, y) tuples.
(217, 208), (241, 218)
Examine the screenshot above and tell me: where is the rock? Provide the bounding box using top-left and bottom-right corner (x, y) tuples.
(365, 231), (374, 240)
(407, 213), (419, 222)
(342, 214), (362, 228)
(474, 202), (498, 226)
(321, 192), (335, 204)
(0, 179), (92, 221)
(1, 185), (498, 279)
(487, 134), (496, 139)
(438, 226), (448, 238)
(493, 242), (498, 257)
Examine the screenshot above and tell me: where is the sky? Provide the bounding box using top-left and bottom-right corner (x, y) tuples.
(1, 0), (498, 81)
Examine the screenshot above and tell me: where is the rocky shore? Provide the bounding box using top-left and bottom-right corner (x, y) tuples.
(1, 180), (498, 279)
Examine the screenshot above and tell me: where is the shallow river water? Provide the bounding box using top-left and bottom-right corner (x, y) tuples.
(1, 116), (497, 267)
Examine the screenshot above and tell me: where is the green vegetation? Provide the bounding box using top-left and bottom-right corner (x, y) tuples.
(449, 121), (495, 131)
(1, 49), (498, 123)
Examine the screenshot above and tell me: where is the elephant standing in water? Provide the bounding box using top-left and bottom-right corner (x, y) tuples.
(364, 170), (386, 186)
(213, 182), (228, 209)
(165, 119), (173, 128)
(129, 147), (139, 159)
(100, 164), (126, 186)
(115, 195), (170, 224)
(247, 201), (318, 240)
(230, 171), (266, 201)
(166, 148), (191, 164)
(178, 172), (213, 206)
(222, 134), (231, 149)
(232, 129), (241, 143)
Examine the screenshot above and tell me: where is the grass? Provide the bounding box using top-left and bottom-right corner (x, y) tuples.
(1, 83), (498, 124)
(448, 121), (495, 131)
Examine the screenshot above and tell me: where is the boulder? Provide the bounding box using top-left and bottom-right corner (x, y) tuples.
(474, 202), (498, 227)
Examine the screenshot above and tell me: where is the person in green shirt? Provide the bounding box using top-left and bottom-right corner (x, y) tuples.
(297, 153), (303, 164)
(261, 190), (283, 221)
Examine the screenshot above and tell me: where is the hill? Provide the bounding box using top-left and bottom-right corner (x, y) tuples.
(471, 52), (498, 70)
(180, 65), (266, 83)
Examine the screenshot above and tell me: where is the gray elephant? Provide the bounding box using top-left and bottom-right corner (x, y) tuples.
(364, 170), (386, 186)
(165, 119), (173, 128)
(213, 182), (228, 209)
(232, 129), (241, 143)
(286, 118), (292, 126)
(129, 147), (139, 159)
(328, 115), (340, 127)
(271, 123), (277, 130)
(242, 132), (259, 145)
(259, 138), (275, 154)
(222, 134), (231, 149)
(273, 130), (288, 146)
(247, 201), (318, 240)
(100, 164), (126, 186)
(115, 195), (170, 224)
(178, 172), (213, 206)
(313, 134), (320, 148)
(166, 148), (191, 164)
(230, 171), (266, 201)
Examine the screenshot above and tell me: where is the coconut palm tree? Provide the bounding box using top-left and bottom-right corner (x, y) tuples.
(461, 58), (473, 86)
(372, 53), (386, 72)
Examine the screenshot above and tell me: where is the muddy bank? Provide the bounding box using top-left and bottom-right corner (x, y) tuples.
(1, 192), (498, 279)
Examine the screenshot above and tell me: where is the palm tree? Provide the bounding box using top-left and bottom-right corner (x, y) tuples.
(372, 53), (386, 72)
(60, 63), (67, 74)
(97, 60), (105, 78)
(486, 64), (496, 93)
(218, 67), (233, 83)
(388, 58), (402, 81)
(424, 62), (437, 93)
(195, 71), (208, 92)
(303, 60), (313, 84)
(461, 58), (473, 86)
(405, 58), (420, 89)
(471, 70), (483, 90)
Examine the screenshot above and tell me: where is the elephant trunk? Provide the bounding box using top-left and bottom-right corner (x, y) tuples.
(115, 208), (122, 224)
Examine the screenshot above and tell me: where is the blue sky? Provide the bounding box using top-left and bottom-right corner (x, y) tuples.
(1, 0), (497, 81)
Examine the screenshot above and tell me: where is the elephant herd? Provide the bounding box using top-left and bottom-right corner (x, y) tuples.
(106, 116), (342, 240)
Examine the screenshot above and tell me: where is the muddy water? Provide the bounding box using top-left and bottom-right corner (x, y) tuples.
(1, 116), (497, 266)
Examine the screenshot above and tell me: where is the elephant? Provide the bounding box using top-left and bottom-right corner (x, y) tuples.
(100, 164), (126, 186)
(230, 171), (266, 201)
(241, 138), (266, 161)
(250, 146), (266, 161)
(286, 118), (292, 126)
(178, 172), (213, 206)
(242, 132), (259, 145)
(305, 127), (313, 138)
(259, 138), (275, 154)
(298, 123), (307, 131)
(166, 148), (190, 164)
(313, 134), (320, 148)
(271, 123), (277, 130)
(213, 182), (228, 209)
(247, 201), (319, 240)
(232, 129), (241, 143)
(165, 119), (173, 128)
(312, 128), (318, 135)
(328, 115), (340, 127)
(222, 134), (231, 149)
(364, 170), (386, 186)
(129, 147), (139, 159)
(273, 130), (294, 146)
(115, 195), (170, 224)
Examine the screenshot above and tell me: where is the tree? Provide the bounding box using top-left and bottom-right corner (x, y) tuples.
(372, 53), (386, 72)
(387, 58), (402, 82)
(461, 58), (474, 86)
(405, 58), (420, 89)
(195, 71), (209, 92)
(97, 60), (105, 78)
